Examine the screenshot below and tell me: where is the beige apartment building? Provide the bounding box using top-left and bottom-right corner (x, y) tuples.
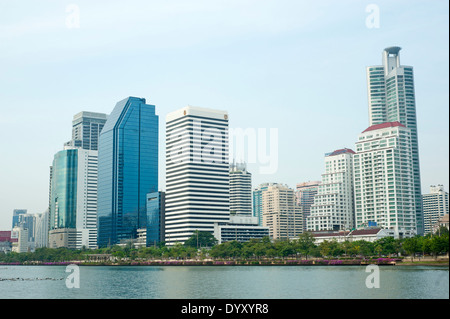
(262, 184), (302, 240)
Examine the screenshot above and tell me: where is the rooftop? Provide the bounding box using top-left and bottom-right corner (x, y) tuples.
(384, 46), (402, 55)
(362, 121), (405, 133)
(350, 228), (382, 236)
(326, 148), (355, 157)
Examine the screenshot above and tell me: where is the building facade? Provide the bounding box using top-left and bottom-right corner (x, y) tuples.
(165, 106), (230, 245)
(367, 47), (423, 234)
(253, 183), (279, 226)
(213, 216), (269, 244)
(11, 226), (29, 253)
(49, 147), (99, 249)
(262, 184), (302, 240)
(353, 121), (416, 235)
(146, 191), (165, 246)
(97, 97), (159, 248)
(229, 162), (252, 216)
(65, 111), (108, 151)
(296, 181), (321, 232)
(308, 149), (355, 232)
(12, 209), (27, 229)
(423, 185), (449, 234)
(34, 210), (49, 248)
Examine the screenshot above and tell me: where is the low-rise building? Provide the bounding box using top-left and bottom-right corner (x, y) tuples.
(214, 216), (269, 244)
(309, 227), (414, 244)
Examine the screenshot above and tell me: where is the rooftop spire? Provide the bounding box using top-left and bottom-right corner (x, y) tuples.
(382, 46), (402, 75)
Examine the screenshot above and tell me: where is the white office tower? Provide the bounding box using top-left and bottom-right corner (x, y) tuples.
(165, 106), (230, 245)
(262, 184), (302, 240)
(353, 122), (416, 236)
(423, 185), (449, 234)
(11, 226), (29, 253)
(367, 47), (423, 234)
(229, 162), (252, 216)
(307, 149), (355, 232)
(34, 210), (49, 248)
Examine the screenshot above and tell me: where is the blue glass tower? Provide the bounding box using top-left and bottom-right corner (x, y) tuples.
(146, 191), (165, 246)
(49, 149), (78, 230)
(97, 97), (159, 247)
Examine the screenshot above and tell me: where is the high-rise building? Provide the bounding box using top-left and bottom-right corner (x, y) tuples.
(17, 213), (35, 244)
(165, 106), (230, 245)
(353, 122), (416, 236)
(262, 184), (302, 240)
(65, 111), (108, 151)
(253, 183), (279, 226)
(48, 147), (98, 249)
(367, 47), (423, 234)
(11, 226), (28, 253)
(296, 181), (321, 232)
(12, 209), (27, 229)
(423, 185), (449, 235)
(146, 191), (165, 246)
(230, 162), (252, 216)
(308, 149), (355, 232)
(34, 210), (49, 248)
(97, 97), (159, 248)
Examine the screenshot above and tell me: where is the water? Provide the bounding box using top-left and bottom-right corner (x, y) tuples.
(0, 265), (448, 299)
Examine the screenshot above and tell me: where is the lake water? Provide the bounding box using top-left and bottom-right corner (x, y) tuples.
(0, 265), (448, 299)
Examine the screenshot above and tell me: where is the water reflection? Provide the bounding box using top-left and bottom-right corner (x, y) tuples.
(0, 265), (448, 299)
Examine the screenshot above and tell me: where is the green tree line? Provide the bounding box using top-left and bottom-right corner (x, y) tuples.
(0, 227), (448, 263)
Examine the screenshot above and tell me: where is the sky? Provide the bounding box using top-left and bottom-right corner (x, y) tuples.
(0, 0), (448, 230)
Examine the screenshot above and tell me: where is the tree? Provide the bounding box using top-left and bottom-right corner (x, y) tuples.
(296, 232), (316, 259)
(184, 231), (218, 249)
(275, 240), (295, 259)
(402, 237), (420, 261)
(318, 240), (331, 258)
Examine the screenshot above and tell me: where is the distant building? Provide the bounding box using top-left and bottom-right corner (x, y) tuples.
(11, 226), (29, 253)
(34, 210), (49, 248)
(0, 231), (15, 253)
(253, 183), (280, 226)
(423, 185), (449, 234)
(65, 111), (108, 151)
(146, 191), (165, 246)
(262, 184), (302, 240)
(17, 213), (35, 244)
(308, 149), (355, 232)
(310, 227), (414, 244)
(296, 181), (321, 232)
(213, 216), (270, 244)
(433, 214), (449, 233)
(230, 162), (252, 216)
(11, 209), (27, 229)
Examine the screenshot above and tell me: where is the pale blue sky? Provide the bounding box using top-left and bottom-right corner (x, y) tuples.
(0, 0), (448, 229)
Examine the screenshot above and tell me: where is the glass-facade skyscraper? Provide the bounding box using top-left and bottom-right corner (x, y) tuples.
(367, 47), (423, 235)
(97, 97), (159, 248)
(146, 191), (165, 246)
(50, 149), (78, 231)
(48, 147), (99, 249)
